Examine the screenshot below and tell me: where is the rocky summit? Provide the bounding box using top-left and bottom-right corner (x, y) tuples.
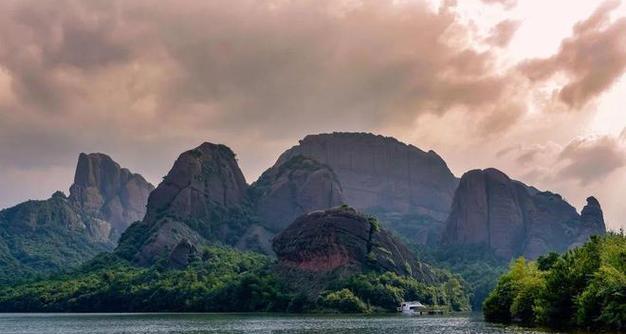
(272, 206), (437, 294)
(443, 168), (606, 259)
(273, 132), (459, 245)
(0, 153), (152, 282)
(69, 153), (154, 239)
(251, 155), (346, 232)
(116, 142), (253, 266)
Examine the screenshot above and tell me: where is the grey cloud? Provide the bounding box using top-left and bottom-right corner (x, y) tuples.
(519, 0), (626, 108)
(0, 0), (625, 231)
(0, 0), (522, 166)
(557, 135), (626, 185)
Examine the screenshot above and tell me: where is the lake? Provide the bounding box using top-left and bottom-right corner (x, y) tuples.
(0, 313), (564, 334)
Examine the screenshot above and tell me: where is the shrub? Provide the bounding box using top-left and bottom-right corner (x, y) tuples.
(320, 289), (369, 313)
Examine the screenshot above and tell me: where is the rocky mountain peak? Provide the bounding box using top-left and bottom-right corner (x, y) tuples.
(272, 132), (459, 246)
(68, 152), (154, 236)
(579, 196), (606, 234)
(143, 142), (248, 222)
(252, 155), (346, 232)
(275, 133), (457, 218)
(118, 142), (251, 266)
(443, 168), (606, 259)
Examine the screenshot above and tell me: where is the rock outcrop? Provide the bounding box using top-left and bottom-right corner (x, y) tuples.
(252, 155), (346, 232)
(117, 142), (253, 266)
(0, 153), (152, 282)
(273, 132), (459, 245)
(69, 153), (154, 238)
(273, 206), (437, 294)
(443, 168), (606, 259)
(570, 196), (607, 248)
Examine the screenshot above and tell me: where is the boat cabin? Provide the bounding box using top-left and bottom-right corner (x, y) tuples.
(397, 301), (427, 315)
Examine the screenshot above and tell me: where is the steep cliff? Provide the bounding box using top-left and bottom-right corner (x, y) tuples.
(116, 142), (254, 266)
(273, 132), (459, 245)
(273, 206), (437, 294)
(0, 153), (152, 282)
(251, 155), (346, 232)
(443, 168), (606, 259)
(69, 153), (154, 238)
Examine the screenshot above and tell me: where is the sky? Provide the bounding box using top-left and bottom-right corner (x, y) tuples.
(0, 0), (625, 231)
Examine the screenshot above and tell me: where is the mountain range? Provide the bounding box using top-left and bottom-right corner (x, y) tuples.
(0, 132), (606, 284)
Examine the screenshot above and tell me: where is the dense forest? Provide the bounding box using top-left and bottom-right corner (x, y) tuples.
(0, 246), (470, 313)
(414, 244), (507, 310)
(483, 232), (626, 331)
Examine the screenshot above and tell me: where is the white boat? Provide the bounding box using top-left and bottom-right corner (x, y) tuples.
(397, 301), (427, 315)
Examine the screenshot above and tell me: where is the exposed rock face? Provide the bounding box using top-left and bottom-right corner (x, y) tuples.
(143, 143), (247, 223)
(168, 239), (198, 269)
(69, 153), (154, 238)
(570, 196), (607, 248)
(117, 142), (252, 266)
(580, 196), (605, 228)
(273, 206), (437, 294)
(273, 132), (459, 245)
(252, 155), (346, 232)
(0, 153), (153, 282)
(443, 168), (606, 259)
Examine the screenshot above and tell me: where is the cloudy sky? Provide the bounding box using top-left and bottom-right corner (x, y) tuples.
(0, 0), (625, 230)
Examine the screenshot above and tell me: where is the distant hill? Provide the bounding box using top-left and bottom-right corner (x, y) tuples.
(0, 153), (153, 283)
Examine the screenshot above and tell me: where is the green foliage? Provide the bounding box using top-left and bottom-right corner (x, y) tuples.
(415, 244), (507, 310)
(367, 217), (381, 233)
(0, 247), (292, 312)
(320, 289), (369, 313)
(484, 233), (626, 331)
(536, 252), (559, 271)
(0, 197), (113, 284)
(483, 258), (543, 324)
(325, 271), (470, 312)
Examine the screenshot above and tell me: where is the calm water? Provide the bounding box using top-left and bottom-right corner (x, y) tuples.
(0, 313), (564, 334)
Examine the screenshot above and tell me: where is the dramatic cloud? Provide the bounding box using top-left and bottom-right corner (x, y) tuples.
(0, 0), (625, 229)
(519, 0), (626, 108)
(557, 134), (626, 185)
(498, 131), (626, 186)
(0, 0), (526, 182)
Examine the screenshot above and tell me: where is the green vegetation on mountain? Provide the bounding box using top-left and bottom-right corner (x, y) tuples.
(0, 247), (290, 312)
(0, 244), (470, 313)
(483, 233), (626, 331)
(415, 244), (507, 310)
(0, 194), (113, 284)
(0, 153), (153, 285)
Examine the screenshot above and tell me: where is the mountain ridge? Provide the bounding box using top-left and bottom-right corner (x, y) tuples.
(0, 153), (153, 282)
